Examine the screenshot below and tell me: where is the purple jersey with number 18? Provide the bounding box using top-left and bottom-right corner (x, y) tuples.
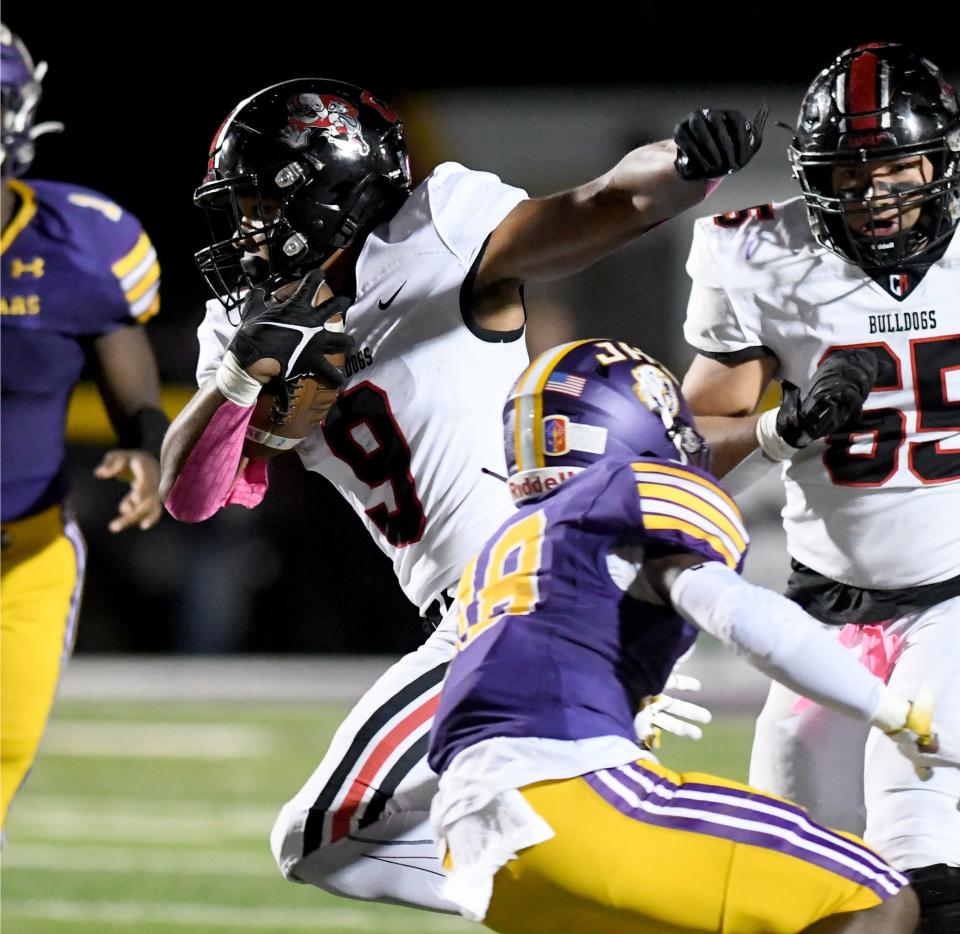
(428, 454), (749, 774)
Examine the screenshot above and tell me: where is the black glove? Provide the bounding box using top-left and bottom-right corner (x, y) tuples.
(674, 104), (768, 181)
(228, 268), (355, 389)
(776, 349), (879, 448)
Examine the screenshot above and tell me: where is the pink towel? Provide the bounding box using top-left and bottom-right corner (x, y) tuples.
(165, 401), (270, 522)
(792, 623), (905, 714)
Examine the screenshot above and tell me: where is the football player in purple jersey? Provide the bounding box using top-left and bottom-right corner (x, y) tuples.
(425, 337), (960, 932)
(1, 24), (167, 827)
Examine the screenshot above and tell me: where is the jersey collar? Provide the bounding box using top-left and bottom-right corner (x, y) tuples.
(1, 179), (37, 257)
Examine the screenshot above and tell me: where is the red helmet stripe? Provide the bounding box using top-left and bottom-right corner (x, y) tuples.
(849, 52), (881, 130)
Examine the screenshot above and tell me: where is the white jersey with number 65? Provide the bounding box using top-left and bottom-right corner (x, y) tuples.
(684, 195), (960, 590)
(197, 162), (530, 612)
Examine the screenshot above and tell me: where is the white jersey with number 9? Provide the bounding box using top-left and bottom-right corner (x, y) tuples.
(196, 162), (530, 611)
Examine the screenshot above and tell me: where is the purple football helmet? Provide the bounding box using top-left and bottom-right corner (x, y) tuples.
(504, 338), (710, 505)
(0, 24), (62, 178)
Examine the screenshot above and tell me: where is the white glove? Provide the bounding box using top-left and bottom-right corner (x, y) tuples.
(872, 685), (960, 780)
(635, 673), (713, 748)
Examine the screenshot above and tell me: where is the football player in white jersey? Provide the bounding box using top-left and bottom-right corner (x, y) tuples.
(681, 44), (960, 933)
(159, 79), (764, 914)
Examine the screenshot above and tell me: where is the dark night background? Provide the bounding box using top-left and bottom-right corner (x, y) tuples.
(3, 7), (956, 655)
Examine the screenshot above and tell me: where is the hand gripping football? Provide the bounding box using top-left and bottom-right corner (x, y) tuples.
(242, 366), (345, 460)
(230, 271), (353, 460)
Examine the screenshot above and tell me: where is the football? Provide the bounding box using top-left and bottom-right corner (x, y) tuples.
(242, 355), (344, 461)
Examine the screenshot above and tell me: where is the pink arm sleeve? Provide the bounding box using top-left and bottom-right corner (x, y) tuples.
(165, 401), (270, 523)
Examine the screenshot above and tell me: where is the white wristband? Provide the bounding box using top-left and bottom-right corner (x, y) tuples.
(756, 407), (801, 462)
(215, 350), (263, 407)
(870, 685), (911, 734)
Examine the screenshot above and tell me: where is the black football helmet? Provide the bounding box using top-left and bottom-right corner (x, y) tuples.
(790, 43), (960, 271)
(194, 78), (412, 308)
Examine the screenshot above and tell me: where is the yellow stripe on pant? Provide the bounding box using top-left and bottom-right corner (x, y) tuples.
(482, 759), (904, 934)
(1, 504), (85, 826)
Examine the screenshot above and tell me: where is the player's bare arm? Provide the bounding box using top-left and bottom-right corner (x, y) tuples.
(472, 108), (766, 331)
(681, 353), (778, 477)
(683, 349), (878, 477)
(91, 324), (168, 532)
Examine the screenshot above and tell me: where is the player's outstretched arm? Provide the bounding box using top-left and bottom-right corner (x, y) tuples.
(645, 555), (960, 778)
(471, 108), (765, 331)
(92, 324), (169, 532)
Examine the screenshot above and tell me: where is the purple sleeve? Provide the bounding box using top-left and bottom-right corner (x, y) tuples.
(56, 183), (161, 330)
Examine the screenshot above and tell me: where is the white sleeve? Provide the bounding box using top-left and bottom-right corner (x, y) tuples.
(427, 162), (528, 269)
(683, 221), (765, 357)
(669, 562), (884, 722)
(196, 298), (240, 387)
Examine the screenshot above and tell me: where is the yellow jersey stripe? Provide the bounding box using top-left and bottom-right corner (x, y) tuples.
(125, 261), (160, 303)
(640, 498), (744, 566)
(637, 482), (747, 553)
(1, 179), (38, 256)
(135, 294), (161, 324)
(111, 232), (151, 279)
(643, 514), (738, 569)
(634, 469), (748, 543)
(632, 461), (740, 516)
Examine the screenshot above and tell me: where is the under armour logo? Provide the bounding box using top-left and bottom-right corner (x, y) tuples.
(11, 257), (45, 279)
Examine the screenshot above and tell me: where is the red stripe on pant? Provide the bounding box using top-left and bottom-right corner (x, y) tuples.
(329, 692), (441, 843)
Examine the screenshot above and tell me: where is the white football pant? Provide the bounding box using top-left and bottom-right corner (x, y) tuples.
(749, 595), (960, 870)
(271, 607), (459, 912)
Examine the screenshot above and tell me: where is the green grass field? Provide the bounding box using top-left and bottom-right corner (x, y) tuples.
(3, 699), (755, 933)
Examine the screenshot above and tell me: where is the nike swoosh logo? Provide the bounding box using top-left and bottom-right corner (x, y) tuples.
(378, 281), (407, 310)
